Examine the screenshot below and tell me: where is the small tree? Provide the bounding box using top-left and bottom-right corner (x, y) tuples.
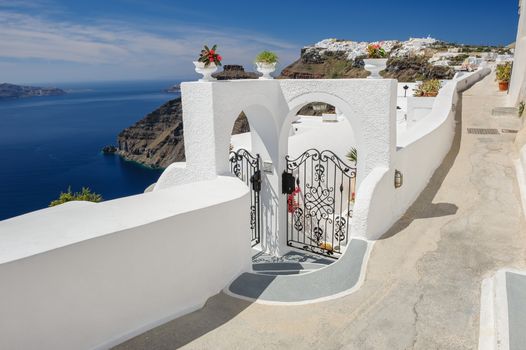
(346, 147), (357, 165)
(49, 186), (103, 207)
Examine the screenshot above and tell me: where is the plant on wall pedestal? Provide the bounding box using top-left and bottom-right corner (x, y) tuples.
(255, 50), (278, 80)
(193, 44), (222, 82)
(414, 79), (441, 97)
(495, 62), (512, 91)
(363, 43), (388, 79)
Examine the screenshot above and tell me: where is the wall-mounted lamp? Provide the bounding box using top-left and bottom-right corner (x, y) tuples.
(403, 85), (409, 97)
(394, 170), (403, 188)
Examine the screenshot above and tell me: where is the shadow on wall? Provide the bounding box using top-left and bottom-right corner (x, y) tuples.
(380, 93), (463, 240)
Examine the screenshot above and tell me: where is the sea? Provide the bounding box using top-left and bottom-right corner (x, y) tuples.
(0, 80), (180, 221)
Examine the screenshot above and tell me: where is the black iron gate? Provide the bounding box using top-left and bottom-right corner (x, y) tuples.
(283, 149), (356, 258)
(229, 148), (261, 245)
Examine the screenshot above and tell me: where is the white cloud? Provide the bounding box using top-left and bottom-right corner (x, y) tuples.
(0, 9), (300, 82)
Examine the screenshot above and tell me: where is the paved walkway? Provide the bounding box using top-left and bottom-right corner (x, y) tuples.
(114, 73), (526, 350)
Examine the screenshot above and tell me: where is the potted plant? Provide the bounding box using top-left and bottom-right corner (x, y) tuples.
(193, 45), (222, 82)
(495, 62), (512, 91)
(363, 43), (388, 79)
(413, 79), (441, 97)
(255, 51), (278, 79)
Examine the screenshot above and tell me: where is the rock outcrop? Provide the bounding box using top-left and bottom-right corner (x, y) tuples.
(213, 65), (260, 80)
(0, 83), (66, 100)
(117, 98), (185, 169)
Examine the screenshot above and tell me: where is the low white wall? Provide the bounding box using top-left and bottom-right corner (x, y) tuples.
(354, 68), (490, 240)
(406, 96), (435, 128)
(0, 176), (251, 350)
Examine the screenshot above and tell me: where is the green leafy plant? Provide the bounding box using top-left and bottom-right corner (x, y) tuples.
(366, 44), (387, 58)
(346, 147), (357, 164)
(495, 62), (512, 82)
(255, 51), (279, 64)
(414, 79), (441, 97)
(49, 186), (103, 207)
(197, 44), (222, 66)
(519, 101), (525, 118)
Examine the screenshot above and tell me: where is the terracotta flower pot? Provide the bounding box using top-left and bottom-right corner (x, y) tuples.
(423, 92), (438, 97)
(498, 81), (509, 91)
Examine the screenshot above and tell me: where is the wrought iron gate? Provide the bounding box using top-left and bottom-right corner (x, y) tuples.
(229, 148), (261, 245)
(284, 149), (356, 258)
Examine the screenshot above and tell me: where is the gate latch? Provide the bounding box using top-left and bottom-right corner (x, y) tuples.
(250, 170), (262, 193)
(281, 171), (295, 194)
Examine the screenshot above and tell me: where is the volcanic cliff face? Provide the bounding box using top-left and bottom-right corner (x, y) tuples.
(117, 98), (185, 169)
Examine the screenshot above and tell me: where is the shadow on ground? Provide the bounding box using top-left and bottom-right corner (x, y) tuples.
(380, 94), (463, 240)
(113, 293), (254, 350)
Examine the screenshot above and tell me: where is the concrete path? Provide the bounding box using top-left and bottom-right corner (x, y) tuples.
(114, 72), (526, 350)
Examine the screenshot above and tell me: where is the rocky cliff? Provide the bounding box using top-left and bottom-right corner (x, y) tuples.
(279, 38), (455, 81)
(0, 83), (66, 100)
(116, 65), (253, 168)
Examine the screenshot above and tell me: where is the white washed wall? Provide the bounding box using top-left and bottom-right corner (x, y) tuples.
(509, 0), (526, 106)
(353, 68), (491, 239)
(0, 177), (251, 350)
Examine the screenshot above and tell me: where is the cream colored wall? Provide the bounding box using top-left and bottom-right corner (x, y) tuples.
(509, 0), (526, 106)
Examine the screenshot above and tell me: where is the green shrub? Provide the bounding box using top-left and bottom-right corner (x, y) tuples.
(414, 79), (441, 97)
(496, 62), (512, 82)
(255, 51), (279, 64)
(519, 101), (525, 118)
(346, 147), (357, 164)
(49, 186), (103, 207)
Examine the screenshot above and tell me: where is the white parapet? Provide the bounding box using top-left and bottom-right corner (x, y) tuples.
(0, 176), (251, 350)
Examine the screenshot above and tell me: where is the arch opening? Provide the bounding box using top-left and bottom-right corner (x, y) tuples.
(282, 99), (359, 259)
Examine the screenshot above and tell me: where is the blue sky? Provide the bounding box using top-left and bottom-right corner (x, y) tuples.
(0, 0), (520, 84)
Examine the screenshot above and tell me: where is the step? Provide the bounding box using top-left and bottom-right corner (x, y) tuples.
(252, 262), (328, 276)
(491, 107), (519, 117)
(478, 269), (526, 350)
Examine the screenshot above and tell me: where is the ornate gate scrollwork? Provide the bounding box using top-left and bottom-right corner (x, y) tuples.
(229, 148), (261, 245)
(285, 149), (356, 258)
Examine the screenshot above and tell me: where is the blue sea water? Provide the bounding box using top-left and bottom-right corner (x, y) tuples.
(0, 80), (179, 221)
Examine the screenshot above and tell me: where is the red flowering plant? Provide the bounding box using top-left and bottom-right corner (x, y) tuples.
(198, 44), (222, 66)
(366, 43), (387, 58)
(287, 187), (301, 213)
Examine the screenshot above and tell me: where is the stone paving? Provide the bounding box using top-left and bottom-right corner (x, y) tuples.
(114, 72), (526, 350)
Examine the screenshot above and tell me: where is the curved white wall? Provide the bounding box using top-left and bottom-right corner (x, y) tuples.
(509, 0), (526, 106)
(353, 68), (490, 240)
(0, 177), (251, 350)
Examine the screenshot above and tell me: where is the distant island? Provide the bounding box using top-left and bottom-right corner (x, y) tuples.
(0, 83), (66, 100)
(163, 84), (180, 93)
